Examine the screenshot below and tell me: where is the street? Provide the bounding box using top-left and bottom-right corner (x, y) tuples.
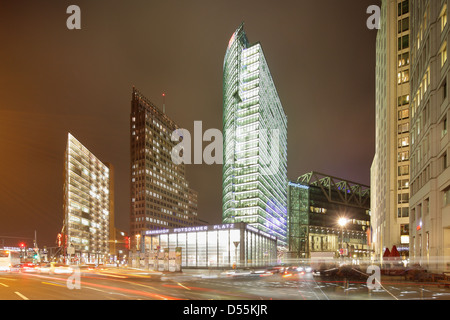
(1, 267), (450, 300)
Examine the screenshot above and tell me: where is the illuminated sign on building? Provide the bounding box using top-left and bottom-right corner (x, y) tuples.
(144, 224), (237, 236)
(400, 235), (410, 244)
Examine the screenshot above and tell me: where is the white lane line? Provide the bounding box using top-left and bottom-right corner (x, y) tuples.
(14, 291), (29, 300)
(0, 282), (9, 287)
(0, 277), (16, 281)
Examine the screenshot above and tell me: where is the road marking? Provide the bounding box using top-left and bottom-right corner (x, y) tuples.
(124, 281), (161, 292)
(14, 292), (29, 300)
(375, 279), (399, 300)
(42, 281), (66, 288)
(0, 283), (9, 287)
(0, 277), (16, 281)
(97, 272), (127, 279)
(177, 282), (191, 290)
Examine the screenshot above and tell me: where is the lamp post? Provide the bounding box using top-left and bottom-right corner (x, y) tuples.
(338, 217), (348, 263)
(233, 241), (240, 269)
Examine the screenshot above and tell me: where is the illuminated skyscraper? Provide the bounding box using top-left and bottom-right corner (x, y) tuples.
(62, 133), (113, 264)
(222, 24), (288, 246)
(130, 87), (199, 248)
(371, 0), (411, 260)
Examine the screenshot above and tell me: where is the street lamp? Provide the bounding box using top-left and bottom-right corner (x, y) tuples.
(338, 217), (348, 261)
(233, 241), (240, 269)
(338, 217), (349, 228)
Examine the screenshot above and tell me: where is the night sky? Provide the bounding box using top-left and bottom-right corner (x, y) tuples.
(0, 0), (379, 247)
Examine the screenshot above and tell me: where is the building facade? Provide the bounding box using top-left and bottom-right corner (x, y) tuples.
(143, 222), (277, 269)
(409, 0), (450, 272)
(371, 0), (412, 261)
(130, 87), (199, 249)
(222, 23), (288, 246)
(288, 173), (371, 260)
(62, 133), (113, 264)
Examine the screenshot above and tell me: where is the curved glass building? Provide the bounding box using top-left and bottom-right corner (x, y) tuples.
(222, 24), (288, 246)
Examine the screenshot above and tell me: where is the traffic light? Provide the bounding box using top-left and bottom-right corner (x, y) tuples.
(124, 236), (130, 250)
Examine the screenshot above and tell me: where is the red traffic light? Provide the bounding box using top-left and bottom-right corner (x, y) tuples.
(19, 243), (25, 248)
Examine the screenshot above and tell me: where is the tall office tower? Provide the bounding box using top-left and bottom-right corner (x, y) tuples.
(222, 24), (288, 246)
(409, 1), (450, 273)
(130, 87), (199, 248)
(62, 133), (112, 264)
(371, 0), (411, 261)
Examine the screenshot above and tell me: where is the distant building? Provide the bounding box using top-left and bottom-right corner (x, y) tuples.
(130, 87), (199, 249)
(287, 172), (371, 260)
(62, 133), (113, 264)
(222, 23), (288, 246)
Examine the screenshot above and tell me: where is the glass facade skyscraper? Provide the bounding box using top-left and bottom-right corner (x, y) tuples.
(222, 24), (288, 246)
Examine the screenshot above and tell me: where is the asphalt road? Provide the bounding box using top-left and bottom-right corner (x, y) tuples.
(1, 267), (450, 301)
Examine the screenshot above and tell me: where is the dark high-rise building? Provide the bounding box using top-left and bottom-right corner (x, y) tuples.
(130, 87), (199, 248)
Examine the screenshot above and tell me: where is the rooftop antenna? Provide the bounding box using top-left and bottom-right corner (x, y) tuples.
(162, 93), (166, 113)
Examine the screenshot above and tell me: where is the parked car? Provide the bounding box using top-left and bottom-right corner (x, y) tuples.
(52, 263), (74, 274)
(38, 263), (52, 274)
(39, 263), (73, 274)
(9, 264), (22, 273)
(20, 263), (39, 273)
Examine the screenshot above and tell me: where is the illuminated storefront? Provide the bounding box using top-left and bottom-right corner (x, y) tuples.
(143, 222), (277, 268)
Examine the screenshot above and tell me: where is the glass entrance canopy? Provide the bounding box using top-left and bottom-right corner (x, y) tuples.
(143, 222), (277, 268)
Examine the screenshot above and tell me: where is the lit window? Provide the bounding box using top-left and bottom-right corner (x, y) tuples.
(441, 42), (448, 67)
(441, 5), (448, 32)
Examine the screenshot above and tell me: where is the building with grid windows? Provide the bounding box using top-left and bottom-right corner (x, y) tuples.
(130, 87), (199, 249)
(222, 23), (288, 247)
(288, 173), (371, 260)
(371, 0), (411, 261)
(62, 133), (113, 264)
(409, 0), (450, 273)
